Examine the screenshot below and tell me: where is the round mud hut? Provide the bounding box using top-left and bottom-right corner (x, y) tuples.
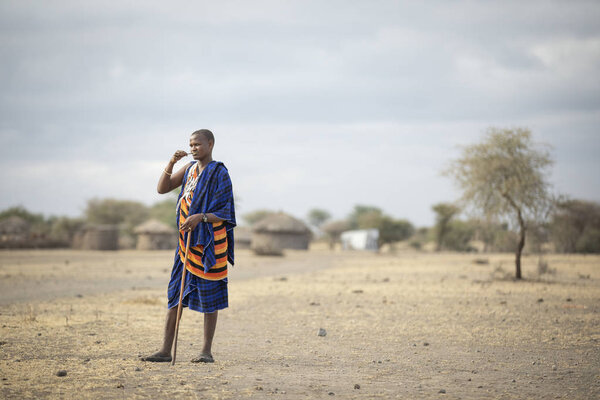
(234, 226), (252, 250)
(0, 216), (31, 248)
(76, 225), (119, 250)
(251, 212), (311, 254)
(134, 219), (176, 250)
(0, 216), (30, 243)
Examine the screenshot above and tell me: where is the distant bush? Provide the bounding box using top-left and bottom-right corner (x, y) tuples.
(432, 203), (461, 251)
(378, 216), (414, 245)
(0, 206), (48, 237)
(408, 227), (430, 250)
(150, 198), (178, 227)
(471, 220), (519, 253)
(443, 220), (476, 252)
(85, 198), (149, 238)
(550, 199), (600, 253)
(306, 208), (331, 228)
(347, 205), (383, 230)
(575, 227), (600, 253)
(0, 206), (83, 247)
(47, 216), (85, 243)
(242, 209), (277, 226)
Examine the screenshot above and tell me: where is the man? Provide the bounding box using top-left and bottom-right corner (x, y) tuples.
(142, 129), (236, 363)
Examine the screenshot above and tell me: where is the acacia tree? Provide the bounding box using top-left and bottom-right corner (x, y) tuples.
(431, 202), (461, 251)
(307, 208), (332, 228)
(445, 127), (553, 279)
(347, 205), (384, 229)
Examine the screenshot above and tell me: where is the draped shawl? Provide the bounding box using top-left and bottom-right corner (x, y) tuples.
(176, 161), (236, 272)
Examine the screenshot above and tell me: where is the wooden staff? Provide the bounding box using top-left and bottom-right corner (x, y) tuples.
(171, 230), (192, 365)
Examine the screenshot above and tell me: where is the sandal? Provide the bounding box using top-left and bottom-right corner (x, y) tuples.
(191, 354), (214, 363)
(141, 353), (172, 362)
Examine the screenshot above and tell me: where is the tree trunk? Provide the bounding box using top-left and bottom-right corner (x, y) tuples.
(502, 192), (526, 280)
(515, 210), (526, 280)
(436, 224), (447, 252)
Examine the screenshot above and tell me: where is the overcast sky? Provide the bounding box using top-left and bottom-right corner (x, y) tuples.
(1, 1), (599, 226)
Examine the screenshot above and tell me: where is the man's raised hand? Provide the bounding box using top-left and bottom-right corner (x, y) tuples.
(170, 150), (189, 164)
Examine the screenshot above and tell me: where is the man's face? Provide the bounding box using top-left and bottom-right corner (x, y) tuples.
(189, 134), (213, 160)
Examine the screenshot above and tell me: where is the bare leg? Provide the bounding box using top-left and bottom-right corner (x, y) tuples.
(161, 307), (180, 354)
(141, 307), (179, 361)
(202, 311), (218, 356)
(191, 310), (218, 362)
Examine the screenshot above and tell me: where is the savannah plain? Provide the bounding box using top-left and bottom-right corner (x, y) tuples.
(0, 248), (598, 399)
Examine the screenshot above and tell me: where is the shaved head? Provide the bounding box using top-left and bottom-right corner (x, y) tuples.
(191, 129), (214, 144)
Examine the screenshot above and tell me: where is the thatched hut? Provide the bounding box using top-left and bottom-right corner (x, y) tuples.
(0, 216), (30, 242)
(134, 219), (176, 250)
(234, 226), (252, 249)
(321, 220), (351, 250)
(251, 212), (311, 254)
(75, 225), (119, 250)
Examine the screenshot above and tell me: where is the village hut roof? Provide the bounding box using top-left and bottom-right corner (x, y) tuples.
(234, 226), (252, 241)
(134, 219), (175, 234)
(0, 216), (30, 234)
(321, 220), (351, 234)
(252, 212), (310, 234)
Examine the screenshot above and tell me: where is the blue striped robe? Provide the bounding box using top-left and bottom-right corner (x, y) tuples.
(175, 160), (236, 273)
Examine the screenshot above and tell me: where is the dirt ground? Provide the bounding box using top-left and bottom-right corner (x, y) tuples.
(0, 248), (598, 399)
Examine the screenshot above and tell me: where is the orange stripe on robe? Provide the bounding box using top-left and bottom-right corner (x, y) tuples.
(177, 166), (228, 281)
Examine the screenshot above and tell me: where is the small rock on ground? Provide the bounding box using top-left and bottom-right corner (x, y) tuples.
(56, 370), (67, 377)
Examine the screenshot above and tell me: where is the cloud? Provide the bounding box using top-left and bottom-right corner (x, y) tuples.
(2, 0), (599, 124)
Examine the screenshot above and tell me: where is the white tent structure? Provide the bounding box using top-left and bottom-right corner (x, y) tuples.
(340, 229), (379, 251)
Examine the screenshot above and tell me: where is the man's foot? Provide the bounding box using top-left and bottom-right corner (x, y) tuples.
(191, 353), (214, 363)
(141, 352), (172, 362)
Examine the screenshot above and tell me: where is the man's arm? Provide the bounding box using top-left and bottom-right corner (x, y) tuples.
(203, 213), (225, 223)
(179, 213), (224, 231)
(179, 166), (233, 231)
(157, 150), (191, 194)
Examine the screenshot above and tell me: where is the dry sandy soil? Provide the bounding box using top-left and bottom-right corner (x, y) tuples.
(0, 248), (598, 399)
